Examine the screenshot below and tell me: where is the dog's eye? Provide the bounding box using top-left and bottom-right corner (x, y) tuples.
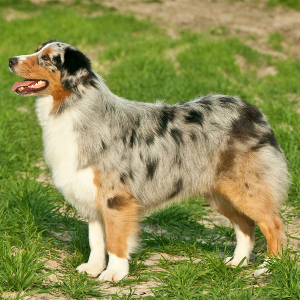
(41, 54), (50, 61)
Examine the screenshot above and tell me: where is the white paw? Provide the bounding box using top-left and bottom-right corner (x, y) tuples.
(253, 260), (270, 276)
(98, 268), (128, 282)
(253, 267), (268, 276)
(76, 263), (105, 277)
(225, 256), (248, 267)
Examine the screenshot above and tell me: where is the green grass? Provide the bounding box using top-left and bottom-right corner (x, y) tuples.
(0, 0), (300, 298)
(267, 0), (300, 11)
(268, 32), (284, 52)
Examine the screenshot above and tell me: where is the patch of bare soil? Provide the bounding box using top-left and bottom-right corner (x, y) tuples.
(3, 292), (66, 300)
(2, 8), (36, 21)
(102, 0), (300, 58)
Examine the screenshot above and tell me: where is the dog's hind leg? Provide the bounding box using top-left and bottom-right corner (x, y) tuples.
(253, 212), (286, 276)
(215, 144), (288, 274)
(212, 198), (255, 267)
(76, 218), (106, 277)
(216, 174), (287, 253)
(216, 176), (287, 272)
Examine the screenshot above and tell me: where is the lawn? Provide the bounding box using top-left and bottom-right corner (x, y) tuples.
(0, 0), (300, 299)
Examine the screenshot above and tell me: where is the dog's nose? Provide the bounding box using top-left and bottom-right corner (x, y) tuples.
(9, 57), (18, 68)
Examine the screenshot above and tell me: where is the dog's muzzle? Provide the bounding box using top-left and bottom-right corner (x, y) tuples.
(9, 57), (18, 68)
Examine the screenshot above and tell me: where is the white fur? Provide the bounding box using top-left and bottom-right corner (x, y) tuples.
(18, 53), (37, 62)
(76, 219), (106, 277)
(98, 253), (129, 282)
(253, 259), (270, 276)
(36, 95), (100, 220)
(17, 42), (59, 62)
(226, 223), (253, 267)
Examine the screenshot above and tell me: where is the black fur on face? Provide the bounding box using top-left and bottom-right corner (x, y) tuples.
(60, 47), (93, 89)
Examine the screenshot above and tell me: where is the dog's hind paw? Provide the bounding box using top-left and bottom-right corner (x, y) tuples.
(253, 260), (270, 276)
(98, 269), (128, 282)
(76, 263), (105, 277)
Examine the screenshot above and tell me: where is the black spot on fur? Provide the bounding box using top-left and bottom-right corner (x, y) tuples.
(107, 196), (124, 210)
(146, 135), (155, 146)
(219, 97), (237, 108)
(251, 130), (281, 152)
(156, 107), (176, 136)
(168, 178), (183, 199)
(102, 141), (106, 150)
(135, 116), (141, 128)
(130, 130), (137, 148)
(165, 106), (176, 122)
(185, 110), (203, 126)
(53, 55), (62, 69)
(89, 77), (98, 89)
(174, 152), (182, 166)
(245, 182), (249, 189)
(146, 157), (159, 180)
(231, 101), (267, 141)
(120, 174), (126, 184)
(199, 99), (213, 111)
(156, 110), (169, 136)
(129, 169), (134, 180)
(190, 132), (197, 142)
(171, 128), (184, 145)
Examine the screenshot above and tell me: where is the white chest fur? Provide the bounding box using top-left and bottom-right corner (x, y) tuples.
(36, 95), (99, 220)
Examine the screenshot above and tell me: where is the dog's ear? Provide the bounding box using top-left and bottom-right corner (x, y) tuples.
(60, 47), (92, 89)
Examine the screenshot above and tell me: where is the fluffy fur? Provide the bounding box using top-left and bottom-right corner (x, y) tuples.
(9, 41), (288, 281)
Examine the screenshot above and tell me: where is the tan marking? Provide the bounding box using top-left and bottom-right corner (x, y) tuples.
(14, 55), (70, 114)
(42, 48), (52, 55)
(93, 170), (141, 259)
(213, 197), (255, 242)
(215, 151), (286, 256)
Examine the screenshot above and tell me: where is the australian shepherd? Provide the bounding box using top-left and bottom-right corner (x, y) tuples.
(9, 40), (288, 281)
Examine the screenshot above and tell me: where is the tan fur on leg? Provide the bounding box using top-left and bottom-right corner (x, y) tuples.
(93, 170), (141, 281)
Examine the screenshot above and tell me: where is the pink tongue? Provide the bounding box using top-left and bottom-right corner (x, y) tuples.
(12, 80), (37, 92)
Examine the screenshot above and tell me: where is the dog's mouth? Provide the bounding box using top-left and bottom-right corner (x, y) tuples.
(12, 79), (49, 95)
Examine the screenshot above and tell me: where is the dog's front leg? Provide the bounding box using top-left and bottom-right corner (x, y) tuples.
(76, 218), (106, 277)
(97, 196), (141, 282)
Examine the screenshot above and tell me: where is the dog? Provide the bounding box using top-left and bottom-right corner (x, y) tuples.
(9, 40), (288, 281)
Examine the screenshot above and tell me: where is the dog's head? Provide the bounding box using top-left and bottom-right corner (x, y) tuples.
(9, 40), (93, 97)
